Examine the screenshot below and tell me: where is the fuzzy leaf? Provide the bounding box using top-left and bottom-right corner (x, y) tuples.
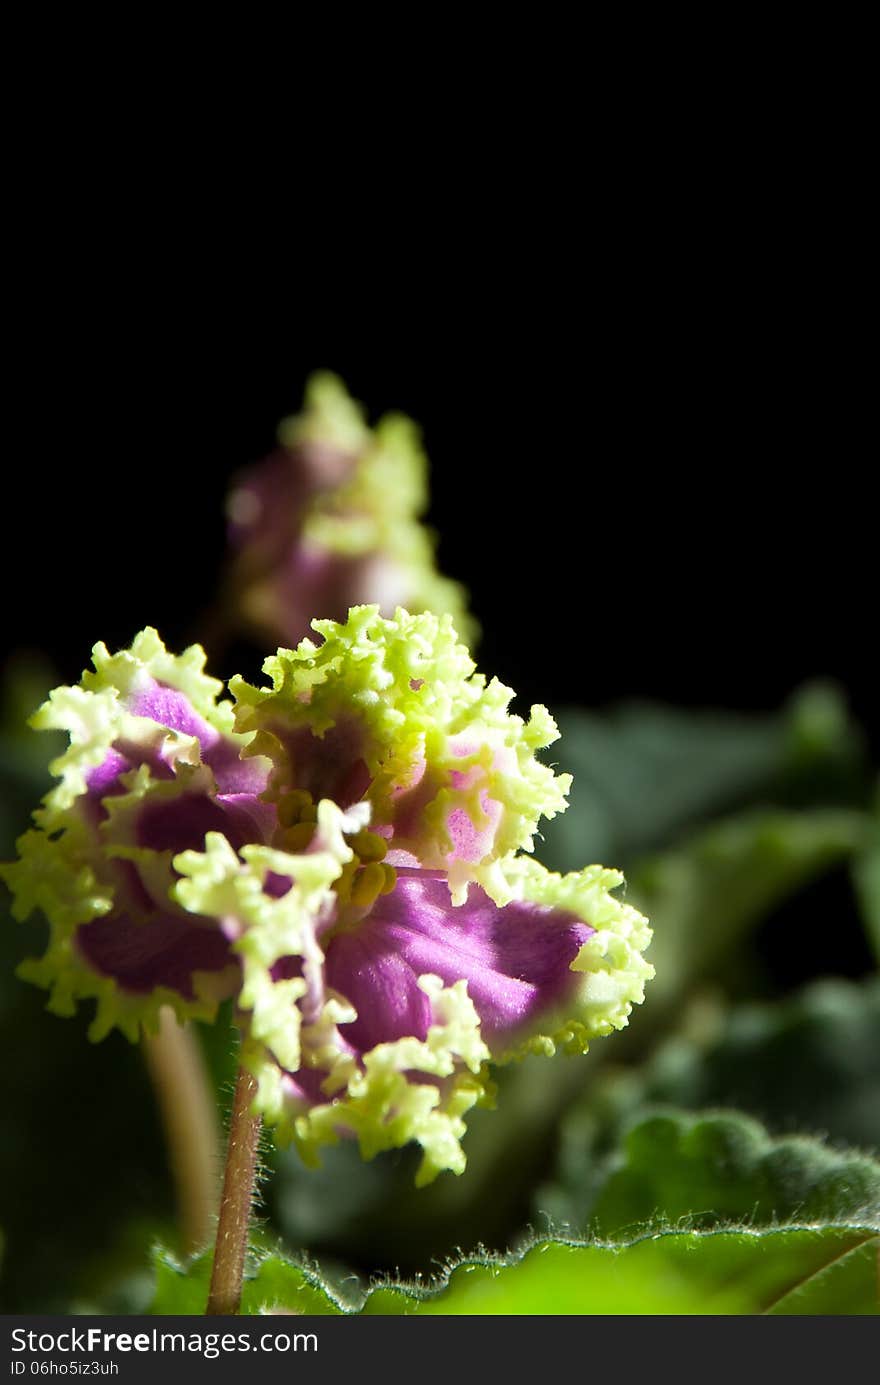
(362, 1230), (879, 1315)
(538, 979), (880, 1232)
(149, 1228), (879, 1315)
(151, 1246), (348, 1316)
(583, 1110), (880, 1238)
(151, 1103), (880, 1316)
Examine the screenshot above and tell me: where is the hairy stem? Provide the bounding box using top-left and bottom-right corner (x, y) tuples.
(206, 1063), (262, 1315)
(142, 1007), (221, 1255)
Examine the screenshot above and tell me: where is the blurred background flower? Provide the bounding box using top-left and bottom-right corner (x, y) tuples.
(219, 372), (475, 653)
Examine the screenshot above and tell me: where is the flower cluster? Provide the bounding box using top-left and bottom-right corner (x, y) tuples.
(2, 610), (653, 1184)
(224, 373), (475, 651)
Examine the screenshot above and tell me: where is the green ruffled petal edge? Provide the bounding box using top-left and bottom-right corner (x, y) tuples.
(173, 800), (364, 1074)
(32, 627), (238, 823)
(232, 606), (571, 905)
(258, 975), (492, 1188)
(493, 855), (654, 1063)
(277, 371), (372, 459)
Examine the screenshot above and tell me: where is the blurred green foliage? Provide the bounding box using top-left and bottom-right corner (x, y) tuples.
(541, 1104), (880, 1237)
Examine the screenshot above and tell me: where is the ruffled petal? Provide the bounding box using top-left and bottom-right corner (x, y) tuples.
(496, 855), (655, 1060)
(278, 975), (491, 1188)
(0, 629), (273, 1038)
(75, 908), (234, 999)
(232, 606), (570, 904)
(169, 801), (493, 1184)
(172, 801), (366, 1074)
(321, 856), (653, 1065)
(324, 875), (593, 1052)
(2, 616), (655, 1188)
(323, 925), (434, 1052)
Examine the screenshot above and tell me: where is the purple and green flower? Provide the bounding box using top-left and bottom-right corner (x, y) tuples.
(2, 609), (653, 1184)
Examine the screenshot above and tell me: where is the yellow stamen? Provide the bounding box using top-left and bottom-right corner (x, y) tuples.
(334, 860), (357, 904)
(281, 822), (315, 853)
(380, 863), (397, 895)
(350, 862), (388, 911)
(277, 790), (314, 828)
(350, 830), (388, 862)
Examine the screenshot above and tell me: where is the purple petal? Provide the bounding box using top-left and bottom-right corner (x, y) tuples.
(204, 739), (271, 796)
(135, 793), (253, 854)
(445, 795), (502, 864)
(82, 677), (272, 833)
(324, 874), (594, 1054)
(76, 910), (235, 999)
(324, 927), (433, 1052)
(126, 678), (221, 752)
(281, 1063), (342, 1107)
(86, 750), (132, 800)
(216, 792), (277, 843)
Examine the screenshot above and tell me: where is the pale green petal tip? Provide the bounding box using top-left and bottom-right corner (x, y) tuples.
(172, 804), (359, 1075)
(29, 627), (238, 825)
(245, 974), (492, 1186)
(277, 371), (371, 456)
(233, 606), (570, 901)
(84, 626), (234, 734)
(497, 856), (654, 1062)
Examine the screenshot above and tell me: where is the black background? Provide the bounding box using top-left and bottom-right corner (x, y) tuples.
(4, 278), (875, 754)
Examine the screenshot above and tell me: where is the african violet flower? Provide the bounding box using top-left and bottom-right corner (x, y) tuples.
(223, 373), (476, 651)
(0, 628), (273, 1038)
(2, 610), (653, 1185)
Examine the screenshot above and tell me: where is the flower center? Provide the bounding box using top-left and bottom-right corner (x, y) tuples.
(273, 788), (397, 934)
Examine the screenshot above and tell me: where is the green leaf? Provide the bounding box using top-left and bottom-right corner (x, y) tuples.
(152, 1229), (879, 1315)
(645, 977), (880, 1152)
(151, 1248), (213, 1315)
(362, 1230), (879, 1315)
(542, 684), (867, 874)
(627, 809), (868, 1010)
(585, 1110), (880, 1238)
(151, 1246), (349, 1316)
(152, 1104), (880, 1317)
(539, 979), (880, 1232)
